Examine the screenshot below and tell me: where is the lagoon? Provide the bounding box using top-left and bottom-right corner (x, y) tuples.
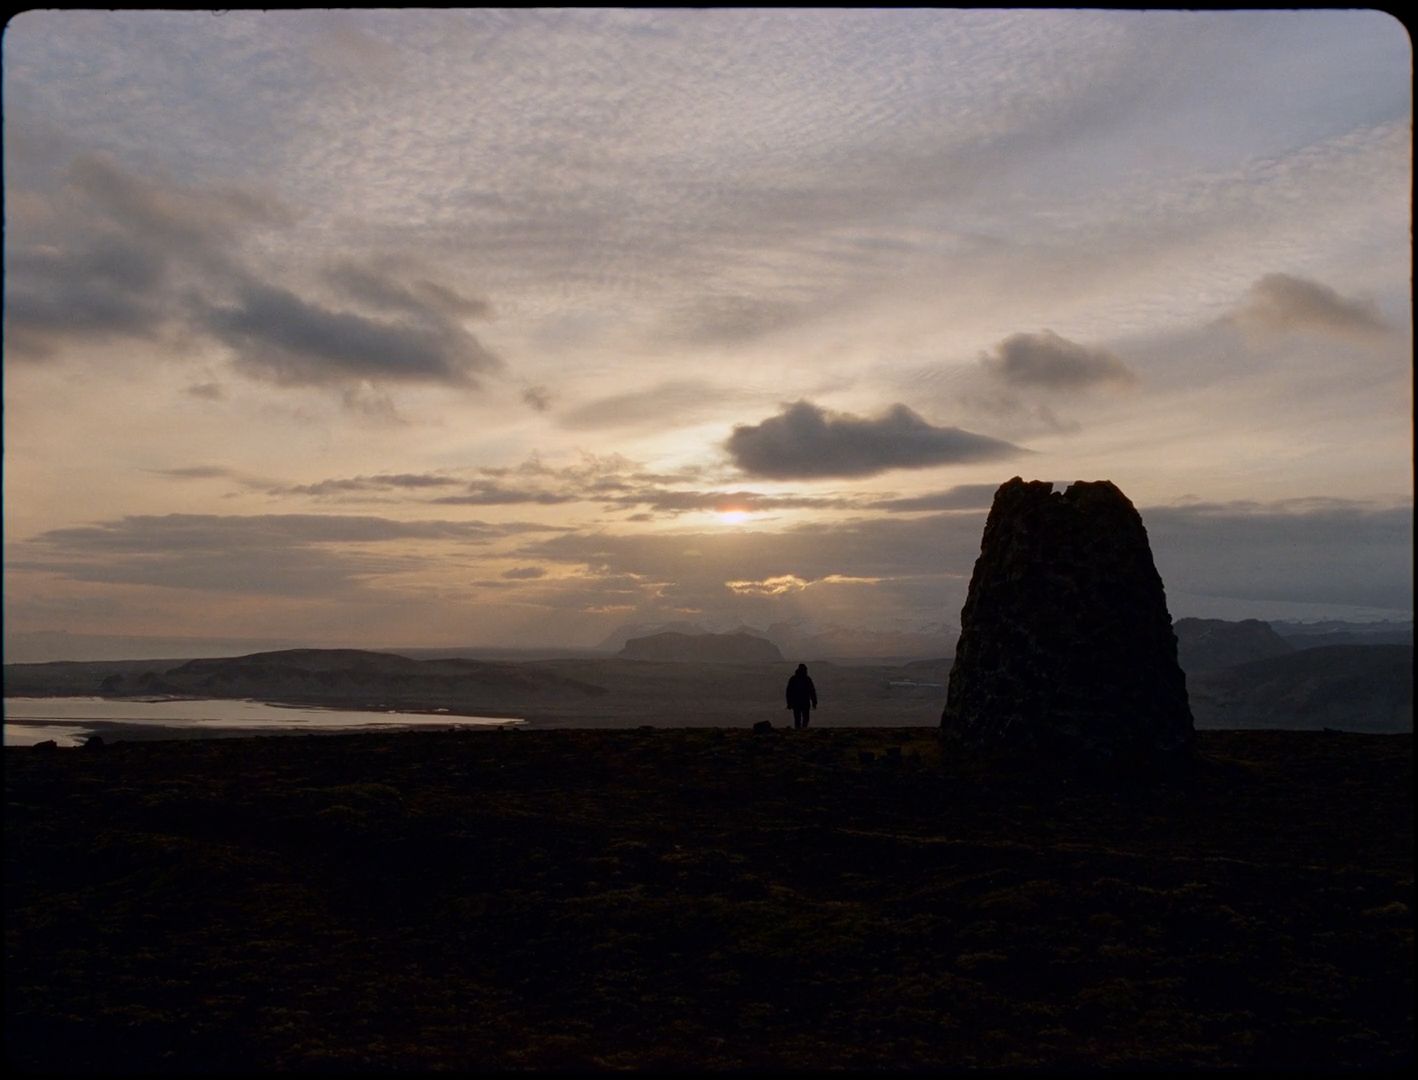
(3, 696), (524, 746)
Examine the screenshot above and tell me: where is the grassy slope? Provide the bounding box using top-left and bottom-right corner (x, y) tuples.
(5, 729), (1412, 1072)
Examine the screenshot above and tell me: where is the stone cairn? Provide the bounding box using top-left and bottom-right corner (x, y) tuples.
(942, 478), (1194, 759)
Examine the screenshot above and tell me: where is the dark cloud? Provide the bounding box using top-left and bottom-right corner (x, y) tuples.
(3, 156), (284, 359)
(725, 400), (1028, 479)
(201, 282), (499, 387)
(324, 261), (491, 319)
(185, 382), (226, 401)
(64, 153), (286, 267)
(984, 330), (1137, 390)
(522, 385), (553, 412)
(4, 231), (172, 358)
(1234, 273), (1391, 340)
(153, 466), (239, 481)
(33, 513), (516, 551)
(10, 513), (563, 598)
(274, 473), (463, 497)
(502, 566), (547, 580)
(7, 154), (503, 392)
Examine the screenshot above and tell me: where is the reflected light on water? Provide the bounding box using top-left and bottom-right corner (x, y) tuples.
(3, 697), (524, 747)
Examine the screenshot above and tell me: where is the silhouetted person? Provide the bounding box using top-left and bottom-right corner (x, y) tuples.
(785, 663), (817, 729)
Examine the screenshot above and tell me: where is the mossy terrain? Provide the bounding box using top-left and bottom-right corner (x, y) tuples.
(5, 729), (1412, 1072)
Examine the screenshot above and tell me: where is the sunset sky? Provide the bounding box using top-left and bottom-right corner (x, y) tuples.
(4, 9), (1412, 659)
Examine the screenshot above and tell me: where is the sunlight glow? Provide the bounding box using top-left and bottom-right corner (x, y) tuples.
(716, 509), (752, 525)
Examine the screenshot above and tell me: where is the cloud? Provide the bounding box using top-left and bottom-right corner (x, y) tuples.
(185, 382), (226, 401)
(517, 509), (985, 627)
(724, 574), (812, 596)
(1233, 273), (1391, 340)
(522, 385), (553, 412)
(201, 282), (499, 387)
(512, 493), (1412, 629)
(152, 466), (239, 481)
(6, 153), (502, 391)
(983, 330), (1137, 390)
(4, 231), (172, 359)
(866, 483), (1001, 512)
(32, 513), (519, 551)
(560, 379), (751, 432)
(1146, 500), (1412, 612)
(502, 566), (547, 580)
(4, 153), (295, 360)
(273, 473), (464, 497)
(431, 480), (582, 506)
(725, 400), (1028, 479)
(610, 489), (852, 516)
(957, 390), (1084, 436)
(724, 572), (881, 596)
(9, 513), (562, 598)
(668, 294), (808, 346)
(324, 261), (491, 319)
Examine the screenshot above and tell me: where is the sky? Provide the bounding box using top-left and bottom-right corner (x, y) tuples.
(3, 9), (1413, 660)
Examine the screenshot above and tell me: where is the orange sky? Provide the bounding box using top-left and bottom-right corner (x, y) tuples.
(3, 10), (1412, 658)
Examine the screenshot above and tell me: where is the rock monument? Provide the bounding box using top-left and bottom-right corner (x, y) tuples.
(942, 477), (1193, 758)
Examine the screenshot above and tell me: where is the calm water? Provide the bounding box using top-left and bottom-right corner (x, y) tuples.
(3, 697), (524, 747)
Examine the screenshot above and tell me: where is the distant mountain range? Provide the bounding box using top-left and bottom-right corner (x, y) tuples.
(618, 632), (784, 663)
(4, 618), (1411, 733)
(1172, 618), (1295, 675)
(1269, 619), (1413, 649)
(595, 619), (958, 660)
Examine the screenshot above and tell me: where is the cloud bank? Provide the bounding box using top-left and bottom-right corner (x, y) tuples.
(5, 154), (501, 390)
(984, 330), (1137, 390)
(1233, 273), (1391, 340)
(725, 400), (1028, 479)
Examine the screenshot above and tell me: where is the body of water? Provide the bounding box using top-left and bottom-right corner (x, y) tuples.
(3, 697), (524, 746)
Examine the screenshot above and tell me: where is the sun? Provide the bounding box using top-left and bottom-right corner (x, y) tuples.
(716, 509), (752, 525)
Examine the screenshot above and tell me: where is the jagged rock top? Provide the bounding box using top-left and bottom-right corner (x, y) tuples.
(942, 477), (1194, 758)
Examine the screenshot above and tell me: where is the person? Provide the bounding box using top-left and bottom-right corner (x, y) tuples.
(785, 663), (817, 729)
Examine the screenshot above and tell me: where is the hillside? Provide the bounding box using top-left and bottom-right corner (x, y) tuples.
(20, 649), (609, 717)
(5, 729), (1410, 1072)
(1187, 644), (1412, 733)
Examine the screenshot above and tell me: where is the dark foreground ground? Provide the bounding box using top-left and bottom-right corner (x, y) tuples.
(5, 729), (1412, 1072)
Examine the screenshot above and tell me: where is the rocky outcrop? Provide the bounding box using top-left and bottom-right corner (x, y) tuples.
(942, 478), (1193, 757)
(1173, 617), (1294, 676)
(619, 631), (784, 663)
